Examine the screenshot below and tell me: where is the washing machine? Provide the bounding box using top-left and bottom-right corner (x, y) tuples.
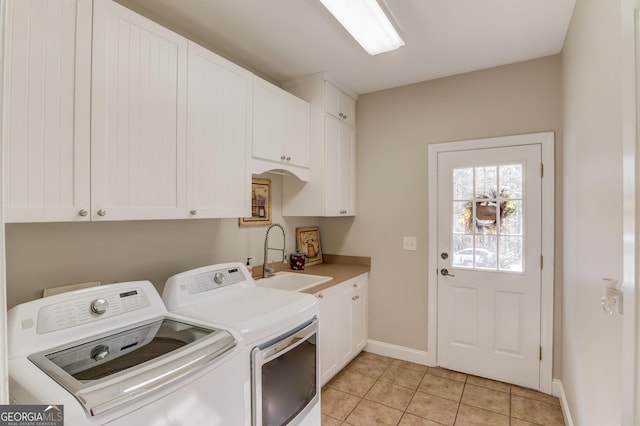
(163, 262), (321, 426)
(7, 281), (247, 425)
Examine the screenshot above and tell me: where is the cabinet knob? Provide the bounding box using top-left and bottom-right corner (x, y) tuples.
(353, 283), (358, 288)
(190, 209), (198, 216)
(281, 155), (286, 160)
(339, 113), (344, 118)
(78, 209), (88, 217)
(286, 156), (291, 161)
(97, 209), (107, 217)
(343, 114), (348, 120)
(317, 293), (324, 299)
(352, 295), (360, 301)
(340, 210), (347, 215)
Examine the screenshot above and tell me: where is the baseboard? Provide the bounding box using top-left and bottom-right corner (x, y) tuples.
(365, 339), (431, 366)
(552, 379), (574, 426)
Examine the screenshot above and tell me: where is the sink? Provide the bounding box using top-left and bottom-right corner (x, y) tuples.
(256, 272), (332, 292)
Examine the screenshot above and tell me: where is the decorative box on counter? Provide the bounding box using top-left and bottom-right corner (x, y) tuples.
(290, 252), (306, 270)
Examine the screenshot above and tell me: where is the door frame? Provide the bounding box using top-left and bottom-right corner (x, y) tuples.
(621, 1), (640, 424)
(427, 131), (555, 394)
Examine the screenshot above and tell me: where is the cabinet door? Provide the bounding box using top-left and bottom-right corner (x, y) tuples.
(317, 288), (340, 386)
(338, 91), (356, 126)
(186, 42), (252, 218)
(282, 93), (310, 168)
(324, 116), (356, 216)
(336, 282), (355, 367)
(91, 0), (187, 221)
(325, 82), (355, 126)
(252, 78), (285, 163)
(340, 123), (356, 215)
(4, 0), (92, 222)
(351, 278), (368, 352)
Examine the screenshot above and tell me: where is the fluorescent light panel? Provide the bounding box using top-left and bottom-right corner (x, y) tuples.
(319, 0), (404, 55)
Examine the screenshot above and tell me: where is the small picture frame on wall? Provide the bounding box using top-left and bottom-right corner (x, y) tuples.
(296, 226), (323, 266)
(239, 178), (272, 227)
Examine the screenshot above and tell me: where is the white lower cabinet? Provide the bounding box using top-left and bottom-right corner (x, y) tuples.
(315, 273), (368, 386)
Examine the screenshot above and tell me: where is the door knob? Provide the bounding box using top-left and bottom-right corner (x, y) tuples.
(440, 268), (455, 277)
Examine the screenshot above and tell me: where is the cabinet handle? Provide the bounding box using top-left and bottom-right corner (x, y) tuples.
(340, 210), (347, 215)
(286, 156), (291, 161)
(78, 209), (88, 217)
(190, 209), (197, 216)
(97, 209), (107, 217)
(281, 155), (286, 160)
(317, 293), (324, 299)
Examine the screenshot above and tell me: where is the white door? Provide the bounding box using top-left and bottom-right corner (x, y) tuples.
(186, 41), (252, 219)
(436, 144), (542, 389)
(91, 0), (187, 221)
(4, 0), (92, 222)
(324, 116), (356, 216)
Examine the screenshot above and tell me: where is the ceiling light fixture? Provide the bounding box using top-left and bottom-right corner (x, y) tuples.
(319, 0), (404, 55)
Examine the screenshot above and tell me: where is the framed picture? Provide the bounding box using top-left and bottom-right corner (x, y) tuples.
(296, 226), (323, 266)
(239, 178), (272, 227)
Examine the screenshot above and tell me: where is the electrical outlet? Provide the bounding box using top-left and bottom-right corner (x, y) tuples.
(403, 236), (417, 251)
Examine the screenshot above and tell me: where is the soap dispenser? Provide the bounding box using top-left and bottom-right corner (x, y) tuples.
(246, 257), (253, 276)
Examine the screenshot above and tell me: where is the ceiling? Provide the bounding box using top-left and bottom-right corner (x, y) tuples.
(119, 0), (576, 95)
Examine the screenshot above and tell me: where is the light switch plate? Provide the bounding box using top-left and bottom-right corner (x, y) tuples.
(403, 236), (417, 251)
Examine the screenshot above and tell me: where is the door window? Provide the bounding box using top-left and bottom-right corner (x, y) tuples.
(451, 163), (524, 272)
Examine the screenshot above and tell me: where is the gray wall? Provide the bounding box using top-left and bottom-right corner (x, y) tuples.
(320, 55), (564, 376)
(5, 173), (319, 308)
(561, 0), (624, 423)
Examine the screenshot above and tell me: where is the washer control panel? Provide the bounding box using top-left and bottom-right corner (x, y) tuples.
(36, 287), (150, 334)
(187, 267), (246, 295)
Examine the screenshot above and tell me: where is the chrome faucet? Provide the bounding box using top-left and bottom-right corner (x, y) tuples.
(263, 223), (287, 278)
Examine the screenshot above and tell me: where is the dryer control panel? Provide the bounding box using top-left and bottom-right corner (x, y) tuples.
(187, 267), (246, 294)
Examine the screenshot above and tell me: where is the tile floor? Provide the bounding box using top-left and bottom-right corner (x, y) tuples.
(321, 352), (565, 426)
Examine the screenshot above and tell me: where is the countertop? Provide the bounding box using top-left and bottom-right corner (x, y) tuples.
(254, 254), (371, 294)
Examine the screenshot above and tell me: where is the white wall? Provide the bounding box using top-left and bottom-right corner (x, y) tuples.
(320, 56), (564, 375)
(4, 174), (319, 309)
(561, 0), (624, 424)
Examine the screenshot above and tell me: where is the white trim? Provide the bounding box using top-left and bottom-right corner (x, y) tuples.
(621, 1), (640, 425)
(365, 339), (431, 366)
(427, 131), (555, 394)
(552, 379), (575, 426)
(0, 0), (8, 405)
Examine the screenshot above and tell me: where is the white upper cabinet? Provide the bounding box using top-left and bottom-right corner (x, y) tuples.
(3, 0), (92, 222)
(324, 116), (356, 216)
(91, 0), (188, 221)
(5, 1), (313, 223)
(283, 77), (357, 216)
(325, 82), (355, 126)
(252, 77), (310, 178)
(186, 42), (252, 218)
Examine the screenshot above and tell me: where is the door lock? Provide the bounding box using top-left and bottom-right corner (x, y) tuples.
(440, 268), (455, 277)
(441, 252), (449, 260)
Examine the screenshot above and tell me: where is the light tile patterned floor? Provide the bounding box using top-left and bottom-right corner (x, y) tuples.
(321, 352), (565, 426)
